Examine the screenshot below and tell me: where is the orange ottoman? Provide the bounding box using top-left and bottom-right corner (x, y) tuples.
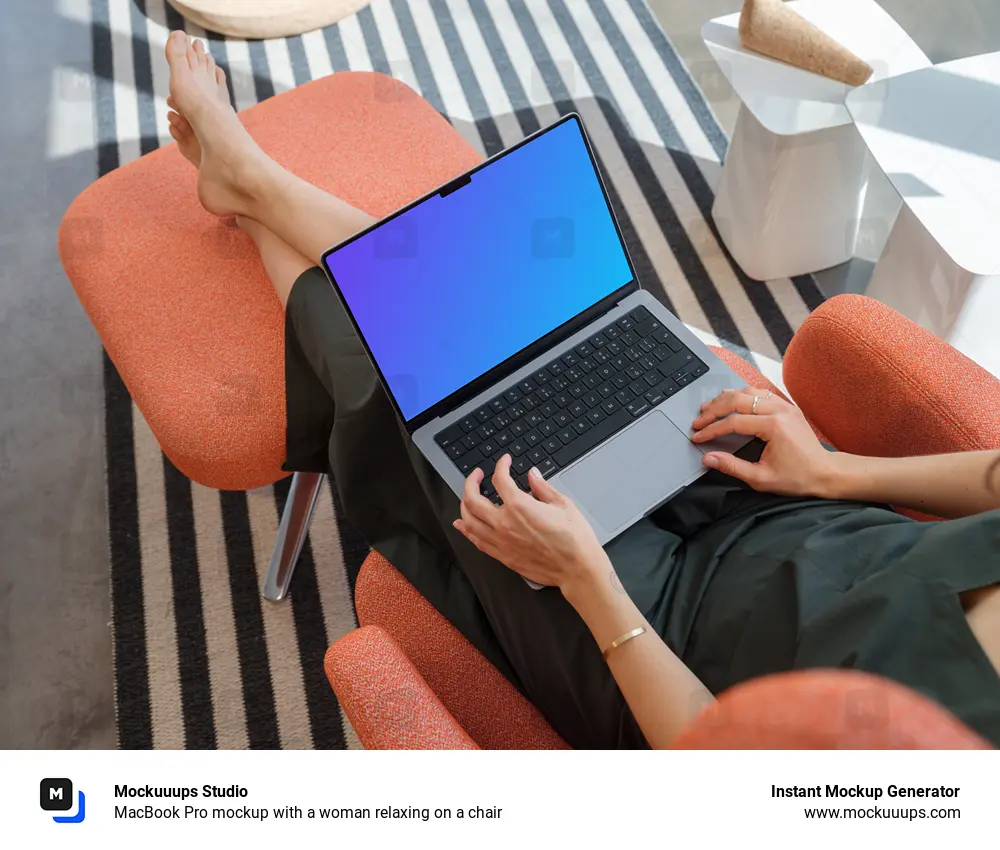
(59, 72), (482, 596)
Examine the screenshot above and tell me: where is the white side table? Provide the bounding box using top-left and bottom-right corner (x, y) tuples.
(703, 0), (929, 281)
(847, 52), (1000, 378)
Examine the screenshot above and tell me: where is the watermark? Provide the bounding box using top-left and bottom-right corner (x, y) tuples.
(531, 217), (574, 259)
(529, 57), (578, 103)
(844, 686), (890, 733)
(374, 58), (421, 103)
(212, 372), (263, 417)
(688, 59), (734, 104)
(374, 217), (418, 259)
(59, 216), (104, 260)
(57, 65), (93, 103)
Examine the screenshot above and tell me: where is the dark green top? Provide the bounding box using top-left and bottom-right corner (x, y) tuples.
(284, 266), (1000, 748)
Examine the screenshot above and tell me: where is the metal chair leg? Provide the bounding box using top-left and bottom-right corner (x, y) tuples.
(263, 471), (324, 602)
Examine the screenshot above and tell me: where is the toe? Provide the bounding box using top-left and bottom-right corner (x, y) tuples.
(193, 38), (209, 69)
(215, 68), (229, 102)
(186, 34), (198, 71)
(165, 30), (188, 67)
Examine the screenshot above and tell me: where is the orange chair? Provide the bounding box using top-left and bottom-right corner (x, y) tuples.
(325, 294), (1000, 748)
(59, 71), (482, 601)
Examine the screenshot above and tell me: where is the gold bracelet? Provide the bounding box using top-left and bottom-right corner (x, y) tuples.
(602, 626), (646, 661)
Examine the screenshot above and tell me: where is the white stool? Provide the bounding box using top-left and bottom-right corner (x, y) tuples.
(702, 0), (929, 281)
(847, 52), (1000, 378)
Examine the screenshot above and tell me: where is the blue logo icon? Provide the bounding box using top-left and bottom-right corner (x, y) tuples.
(40, 779), (86, 823)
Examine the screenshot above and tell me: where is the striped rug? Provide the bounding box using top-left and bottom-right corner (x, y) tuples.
(87, 0), (824, 749)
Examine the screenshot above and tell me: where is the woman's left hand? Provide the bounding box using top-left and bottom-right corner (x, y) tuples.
(453, 454), (608, 590)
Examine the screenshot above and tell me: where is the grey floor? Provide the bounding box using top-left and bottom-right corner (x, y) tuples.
(3, 0), (1000, 749)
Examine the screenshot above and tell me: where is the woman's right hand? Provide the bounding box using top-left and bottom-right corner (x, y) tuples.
(690, 387), (840, 498)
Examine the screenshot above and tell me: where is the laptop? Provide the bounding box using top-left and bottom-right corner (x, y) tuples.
(321, 114), (751, 546)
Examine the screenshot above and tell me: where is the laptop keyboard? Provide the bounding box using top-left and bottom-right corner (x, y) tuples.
(433, 305), (707, 505)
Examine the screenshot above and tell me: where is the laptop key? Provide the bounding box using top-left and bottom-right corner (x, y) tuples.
(510, 439), (529, 457)
(561, 351), (579, 367)
(587, 408), (605, 425)
(644, 388), (667, 406)
(550, 376), (569, 392)
(479, 440), (498, 456)
(540, 402), (558, 419)
(543, 437), (562, 454)
(632, 316), (659, 336)
(628, 305), (652, 323)
(604, 324), (621, 339)
(539, 422), (556, 437)
(627, 400), (651, 418)
(568, 383), (586, 399)
(611, 374), (629, 389)
(510, 421), (527, 437)
(532, 369), (550, 386)
(554, 393), (573, 408)
(548, 361), (565, 376)
(512, 455), (532, 475)
(658, 351), (695, 379)
(638, 338), (656, 354)
(605, 340), (623, 356)
(601, 398), (620, 415)
(655, 378), (679, 398)
(583, 373), (602, 390)
(494, 430), (512, 446)
(459, 416), (477, 433)
(515, 474), (532, 493)
(617, 315), (635, 331)
(552, 407), (633, 468)
(461, 432), (480, 450)
(504, 388), (522, 404)
(518, 378), (536, 394)
(508, 404), (526, 420)
(691, 362), (708, 378)
(614, 388), (635, 406)
(564, 367), (583, 383)
(577, 357), (595, 374)
(557, 428), (576, 445)
(554, 411), (572, 428)
(476, 422), (496, 440)
(568, 401), (587, 418)
(643, 372), (661, 387)
(625, 346), (643, 362)
(652, 345), (672, 362)
(675, 373), (693, 387)
(592, 349), (610, 365)
(474, 407), (492, 423)
(458, 453), (483, 476)
(446, 443), (465, 460)
(625, 364), (644, 380)
(537, 457), (559, 479)
(493, 413), (511, 430)
(489, 397), (507, 413)
(639, 355), (658, 372)
(533, 386), (553, 403)
(596, 382), (615, 398)
(583, 391), (602, 408)
(588, 331), (607, 348)
(435, 423), (464, 448)
(629, 380), (647, 397)
(525, 430), (542, 447)
(572, 418), (591, 434)
(525, 412), (545, 428)
(527, 446), (547, 465)
(575, 342), (594, 358)
(620, 330), (639, 347)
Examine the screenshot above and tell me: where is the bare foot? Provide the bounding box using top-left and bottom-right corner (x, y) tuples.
(166, 70), (229, 168)
(165, 31), (272, 217)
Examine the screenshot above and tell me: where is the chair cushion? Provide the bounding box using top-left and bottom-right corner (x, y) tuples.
(59, 72), (481, 489)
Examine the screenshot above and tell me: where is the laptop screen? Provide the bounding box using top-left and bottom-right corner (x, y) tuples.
(323, 116), (634, 422)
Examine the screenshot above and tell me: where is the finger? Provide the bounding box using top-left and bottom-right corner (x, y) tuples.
(453, 521), (504, 561)
(461, 468), (497, 526)
(691, 413), (770, 443)
(703, 452), (768, 488)
(527, 467), (564, 505)
(459, 498), (495, 543)
(693, 388), (777, 429)
(492, 454), (529, 506)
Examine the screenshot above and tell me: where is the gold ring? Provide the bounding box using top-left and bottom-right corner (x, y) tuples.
(751, 395), (763, 414)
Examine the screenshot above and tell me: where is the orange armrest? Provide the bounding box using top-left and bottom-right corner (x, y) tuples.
(324, 626), (479, 750)
(783, 294), (1000, 458)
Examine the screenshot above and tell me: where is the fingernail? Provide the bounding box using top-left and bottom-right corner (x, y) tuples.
(704, 455), (718, 468)
(529, 467), (540, 480)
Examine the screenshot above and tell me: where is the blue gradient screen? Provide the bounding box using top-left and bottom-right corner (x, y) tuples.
(324, 118), (634, 421)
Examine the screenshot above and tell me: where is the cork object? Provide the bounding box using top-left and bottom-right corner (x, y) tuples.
(739, 0), (874, 86)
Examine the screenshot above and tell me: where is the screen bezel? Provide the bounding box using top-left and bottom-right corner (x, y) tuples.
(319, 113), (641, 434)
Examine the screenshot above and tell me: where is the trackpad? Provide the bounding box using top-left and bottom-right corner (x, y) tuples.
(560, 411), (705, 534)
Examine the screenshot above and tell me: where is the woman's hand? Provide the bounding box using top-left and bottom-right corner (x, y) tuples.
(690, 386), (839, 498)
(453, 454), (608, 592)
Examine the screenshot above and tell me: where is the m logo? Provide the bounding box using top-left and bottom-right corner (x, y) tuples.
(40, 779), (86, 823)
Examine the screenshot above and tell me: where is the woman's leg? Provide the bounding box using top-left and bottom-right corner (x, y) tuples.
(165, 31), (376, 267)
(235, 217), (315, 306)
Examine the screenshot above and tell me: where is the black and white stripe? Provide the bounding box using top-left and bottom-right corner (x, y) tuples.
(87, 0), (823, 749)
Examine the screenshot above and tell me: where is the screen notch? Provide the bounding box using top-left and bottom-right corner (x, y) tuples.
(439, 174), (471, 197)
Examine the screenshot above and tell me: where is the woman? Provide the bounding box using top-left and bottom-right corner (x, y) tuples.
(164, 32), (1000, 749)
